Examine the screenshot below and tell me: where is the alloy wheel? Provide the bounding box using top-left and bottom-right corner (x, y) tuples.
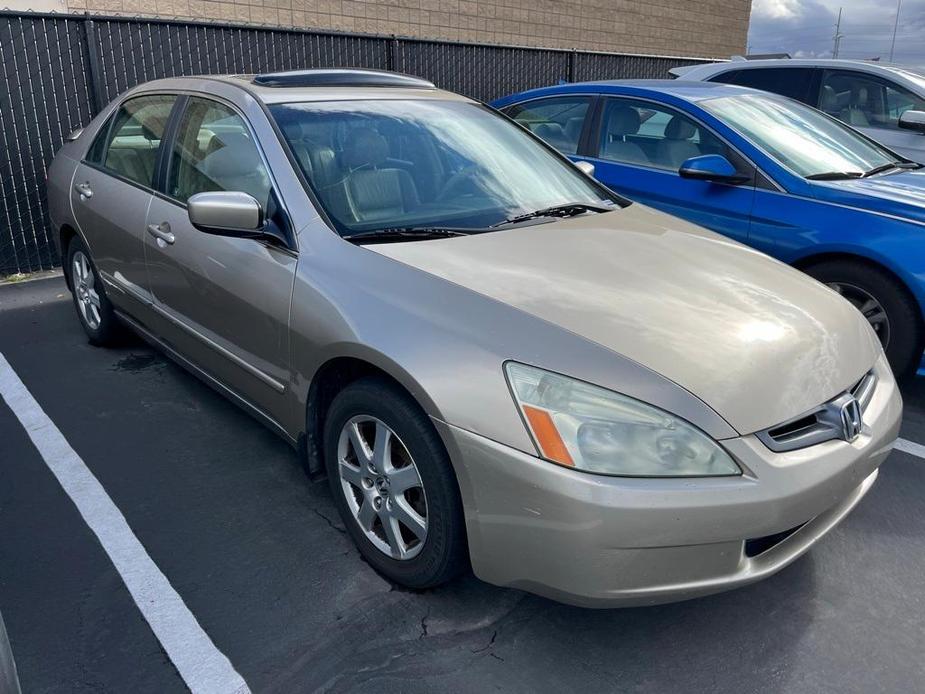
(828, 282), (891, 349)
(336, 415), (428, 560)
(72, 250), (102, 330)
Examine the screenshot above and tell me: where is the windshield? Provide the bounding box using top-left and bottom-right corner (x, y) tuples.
(700, 93), (899, 178)
(269, 99), (618, 236)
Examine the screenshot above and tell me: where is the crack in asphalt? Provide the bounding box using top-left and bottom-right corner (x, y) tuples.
(311, 508), (346, 535)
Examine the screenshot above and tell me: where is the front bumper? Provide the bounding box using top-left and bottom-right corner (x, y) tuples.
(436, 357), (902, 607)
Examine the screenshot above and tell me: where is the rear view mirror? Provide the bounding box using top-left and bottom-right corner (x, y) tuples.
(679, 154), (749, 184)
(187, 191), (264, 237)
(899, 110), (925, 134)
(574, 160), (595, 177)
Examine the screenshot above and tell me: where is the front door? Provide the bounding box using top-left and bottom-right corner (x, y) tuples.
(819, 69), (925, 163)
(144, 96), (297, 424)
(586, 97), (756, 244)
(71, 94), (177, 311)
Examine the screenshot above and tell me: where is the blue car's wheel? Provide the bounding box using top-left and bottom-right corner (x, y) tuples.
(805, 259), (923, 379)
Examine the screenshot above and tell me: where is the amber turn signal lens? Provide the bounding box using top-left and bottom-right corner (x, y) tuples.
(521, 405), (574, 466)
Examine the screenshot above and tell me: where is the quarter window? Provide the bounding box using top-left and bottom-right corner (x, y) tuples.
(820, 70), (925, 130)
(597, 98), (736, 171)
(167, 97), (271, 209)
(503, 96), (591, 155)
(94, 94), (176, 187)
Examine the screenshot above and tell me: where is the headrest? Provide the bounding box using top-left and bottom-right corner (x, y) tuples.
(821, 85), (838, 110)
(343, 127), (389, 169)
(607, 106), (641, 136)
(201, 132), (260, 178)
(665, 116), (696, 140)
(282, 121), (304, 140)
(851, 86), (868, 104)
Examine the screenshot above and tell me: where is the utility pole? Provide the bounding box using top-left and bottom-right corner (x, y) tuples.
(833, 7), (844, 59)
(889, 0), (903, 63)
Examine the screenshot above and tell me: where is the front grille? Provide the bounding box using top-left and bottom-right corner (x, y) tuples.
(744, 522), (807, 557)
(756, 370), (876, 453)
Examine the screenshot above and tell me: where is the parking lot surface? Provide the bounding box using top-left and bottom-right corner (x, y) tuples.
(2, 275), (925, 693)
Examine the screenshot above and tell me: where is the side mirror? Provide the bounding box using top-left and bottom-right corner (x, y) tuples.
(65, 128), (83, 143)
(679, 154), (749, 184)
(899, 110), (925, 134)
(187, 191), (264, 237)
(574, 160), (595, 177)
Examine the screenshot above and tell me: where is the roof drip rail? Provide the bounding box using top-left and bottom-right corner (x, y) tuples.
(251, 68), (436, 89)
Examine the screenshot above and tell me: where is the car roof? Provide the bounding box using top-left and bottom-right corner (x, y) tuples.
(132, 70), (473, 105)
(680, 58), (925, 79)
(501, 79), (760, 105)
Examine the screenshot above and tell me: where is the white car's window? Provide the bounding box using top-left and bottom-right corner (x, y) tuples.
(270, 100), (617, 235)
(91, 94), (176, 188)
(820, 70), (925, 131)
(167, 98), (271, 209)
(597, 98), (736, 171)
(502, 96), (591, 155)
(702, 92), (899, 178)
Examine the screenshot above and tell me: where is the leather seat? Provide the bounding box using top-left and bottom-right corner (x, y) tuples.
(655, 116), (700, 169)
(199, 132), (270, 207)
(839, 86), (871, 126)
(341, 128), (419, 223)
(533, 122), (572, 152)
(283, 122), (338, 187)
(602, 106), (648, 165)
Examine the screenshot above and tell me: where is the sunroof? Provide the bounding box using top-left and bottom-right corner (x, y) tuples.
(252, 69), (436, 89)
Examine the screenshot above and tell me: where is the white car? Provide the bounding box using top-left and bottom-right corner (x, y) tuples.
(673, 58), (925, 163)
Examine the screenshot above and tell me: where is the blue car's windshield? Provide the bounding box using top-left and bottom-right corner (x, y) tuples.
(270, 100), (619, 237)
(701, 93), (899, 178)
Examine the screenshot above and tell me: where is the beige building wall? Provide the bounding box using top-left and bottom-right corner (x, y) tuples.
(6, 0), (751, 59)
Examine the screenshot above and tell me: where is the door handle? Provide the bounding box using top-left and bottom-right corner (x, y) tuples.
(146, 222), (175, 245)
(74, 182), (93, 199)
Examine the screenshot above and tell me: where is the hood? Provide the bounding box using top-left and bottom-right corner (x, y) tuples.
(370, 204), (880, 435)
(813, 168), (925, 225)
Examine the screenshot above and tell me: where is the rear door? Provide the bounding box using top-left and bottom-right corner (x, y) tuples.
(819, 69), (925, 162)
(71, 94), (177, 311)
(501, 95), (595, 158)
(143, 95), (297, 425)
(585, 96), (756, 244)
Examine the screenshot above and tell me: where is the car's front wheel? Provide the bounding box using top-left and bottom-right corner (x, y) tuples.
(323, 377), (468, 589)
(66, 236), (121, 346)
(804, 259), (923, 379)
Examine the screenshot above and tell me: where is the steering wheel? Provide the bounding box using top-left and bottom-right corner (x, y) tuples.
(437, 166), (485, 202)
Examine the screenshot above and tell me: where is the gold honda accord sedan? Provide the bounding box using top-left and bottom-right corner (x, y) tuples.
(46, 69), (901, 606)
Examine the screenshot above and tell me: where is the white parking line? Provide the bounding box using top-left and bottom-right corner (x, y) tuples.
(0, 353), (251, 694)
(894, 437), (925, 460)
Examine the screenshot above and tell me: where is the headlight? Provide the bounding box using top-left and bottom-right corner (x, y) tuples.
(505, 362), (740, 477)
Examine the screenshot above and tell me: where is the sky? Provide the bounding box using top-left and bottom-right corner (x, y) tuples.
(747, 0), (925, 64)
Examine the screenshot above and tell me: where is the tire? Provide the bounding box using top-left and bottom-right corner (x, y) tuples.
(804, 259), (923, 379)
(65, 236), (122, 346)
(323, 377), (468, 589)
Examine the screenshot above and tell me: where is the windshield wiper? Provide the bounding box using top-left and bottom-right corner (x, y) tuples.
(862, 161), (921, 177)
(343, 227), (473, 243)
(806, 171), (864, 181)
(493, 202), (613, 228)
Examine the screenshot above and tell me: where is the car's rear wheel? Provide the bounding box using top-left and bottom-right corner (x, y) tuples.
(804, 259), (923, 379)
(66, 236), (121, 346)
(323, 377), (468, 589)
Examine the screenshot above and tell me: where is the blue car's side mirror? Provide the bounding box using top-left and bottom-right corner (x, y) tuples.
(679, 154), (749, 184)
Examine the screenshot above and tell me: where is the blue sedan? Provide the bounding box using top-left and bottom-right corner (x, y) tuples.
(492, 81), (925, 377)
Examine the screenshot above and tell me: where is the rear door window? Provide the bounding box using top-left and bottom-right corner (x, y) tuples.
(710, 68), (817, 104)
(502, 96), (592, 155)
(93, 94), (176, 187)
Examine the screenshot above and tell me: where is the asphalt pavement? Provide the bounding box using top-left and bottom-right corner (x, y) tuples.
(1, 275), (924, 693)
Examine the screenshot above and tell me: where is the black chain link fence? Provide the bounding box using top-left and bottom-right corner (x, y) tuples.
(0, 10), (713, 275)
